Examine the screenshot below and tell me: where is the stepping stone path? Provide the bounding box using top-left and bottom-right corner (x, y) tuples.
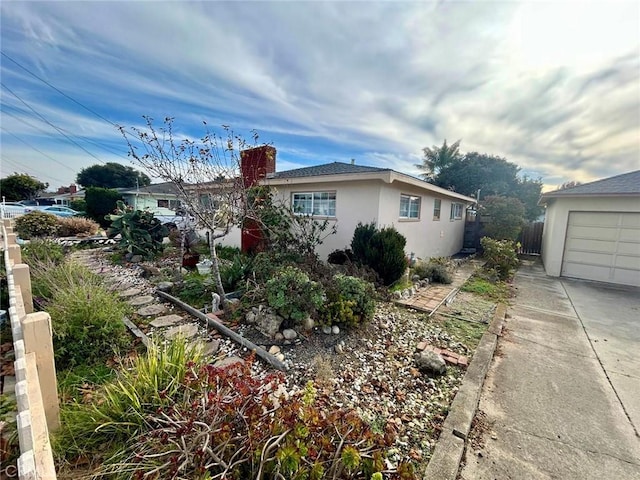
(165, 323), (199, 340)
(128, 295), (155, 307)
(150, 314), (183, 328)
(119, 287), (143, 298)
(136, 304), (167, 317)
(70, 248), (226, 359)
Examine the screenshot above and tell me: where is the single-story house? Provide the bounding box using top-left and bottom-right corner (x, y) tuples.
(261, 160), (476, 260)
(538, 170), (640, 287)
(117, 182), (183, 216)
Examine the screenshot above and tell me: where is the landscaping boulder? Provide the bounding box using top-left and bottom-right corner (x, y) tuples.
(246, 306), (284, 338)
(414, 350), (447, 376)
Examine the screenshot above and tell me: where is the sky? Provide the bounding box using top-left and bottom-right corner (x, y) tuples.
(1, 1), (639, 194)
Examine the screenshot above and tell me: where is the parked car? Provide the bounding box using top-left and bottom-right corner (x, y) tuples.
(35, 206), (82, 217)
(0, 202), (28, 218)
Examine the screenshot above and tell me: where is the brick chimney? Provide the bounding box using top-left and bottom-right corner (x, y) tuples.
(240, 145), (276, 188)
(69, 184), (77, 194)
(239, 146), (276, 253)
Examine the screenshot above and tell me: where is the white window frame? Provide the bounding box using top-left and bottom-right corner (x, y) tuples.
(433, 198), (441, 221)
(292, 191), (336, 217)
(450, 202), (463, 220)
(399, 194), (421, 219)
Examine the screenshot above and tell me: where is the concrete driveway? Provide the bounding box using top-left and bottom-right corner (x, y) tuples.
(460, 259), (640, 480)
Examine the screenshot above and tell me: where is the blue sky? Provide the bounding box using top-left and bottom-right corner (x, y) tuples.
(1, 1), (638, 192)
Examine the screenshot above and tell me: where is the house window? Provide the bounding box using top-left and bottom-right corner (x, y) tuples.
(292, 192), (336, 217)
(157, 199), (169, 208)
(169, 199), (181, 210)
(399, 194), (421, 219)
(450, 202), (463, 220)
(433, 199), (441, 221)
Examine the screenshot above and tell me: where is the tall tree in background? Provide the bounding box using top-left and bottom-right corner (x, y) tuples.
(76, 162), (151, 188)
(0, 173), (48, 201)
(433, 152), (543, 221)
(416, 139), (462, 181)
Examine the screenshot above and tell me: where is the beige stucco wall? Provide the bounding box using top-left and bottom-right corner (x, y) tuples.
(541, 196), (640, 276)
(268, 179), (468, 261)
(377, 184), (467, 259)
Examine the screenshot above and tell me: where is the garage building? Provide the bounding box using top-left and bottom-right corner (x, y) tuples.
(539, 170), (640, 287)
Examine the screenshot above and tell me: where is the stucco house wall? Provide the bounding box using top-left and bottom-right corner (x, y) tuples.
(541, 196), (640, 277)
(265, 170), (474, 261)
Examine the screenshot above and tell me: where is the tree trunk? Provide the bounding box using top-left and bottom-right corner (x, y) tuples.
(208, 232), (229, 311)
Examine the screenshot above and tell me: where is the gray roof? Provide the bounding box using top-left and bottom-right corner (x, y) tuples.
(117, 182), (180, 195)
(541, 170), (640, 200)
(270, 162), (391, 179)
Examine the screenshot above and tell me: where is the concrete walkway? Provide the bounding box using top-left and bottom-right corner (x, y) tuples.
(460, 259), (640, 479)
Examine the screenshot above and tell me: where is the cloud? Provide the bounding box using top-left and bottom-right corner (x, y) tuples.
(1, 1), (638, 191)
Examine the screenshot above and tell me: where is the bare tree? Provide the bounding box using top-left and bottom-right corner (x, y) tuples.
(119, 117), (262, 309)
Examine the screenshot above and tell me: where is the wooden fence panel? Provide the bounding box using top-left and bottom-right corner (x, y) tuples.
(518, 222), (544, 255)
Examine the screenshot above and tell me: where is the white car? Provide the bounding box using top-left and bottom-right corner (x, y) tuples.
(0, 201), (28, 218)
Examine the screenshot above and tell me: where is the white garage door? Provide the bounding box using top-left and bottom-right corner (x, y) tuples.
(562, 212), (640, 286)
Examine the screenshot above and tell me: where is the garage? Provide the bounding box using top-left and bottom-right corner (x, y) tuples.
(539, 170), (640, 287)
(561, 212), (640, 286)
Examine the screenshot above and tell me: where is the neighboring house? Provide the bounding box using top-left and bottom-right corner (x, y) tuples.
(117, 182), (183, 215)
(51, 184), (84, 206)
(538, 170), (640, 287)
(261, 160), (476, 260)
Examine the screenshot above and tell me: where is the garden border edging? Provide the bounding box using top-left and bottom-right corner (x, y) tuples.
(423, 303), (507, 480)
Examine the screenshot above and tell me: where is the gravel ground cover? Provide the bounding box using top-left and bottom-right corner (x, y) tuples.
(69, 248), (496, 475)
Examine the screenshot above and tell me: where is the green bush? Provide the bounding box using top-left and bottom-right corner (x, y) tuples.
(215, 243), (241, 261)
(413, 261), (453, 284)
(21, 238), (65, 266)
(84, 187), (122, 228)
(266, 266), (325, 325)
(47, 278), (130, 370)
(480, 195), (526, 241)
(351, 223), (407, 286)
(327, 248), (353, 265)
(69, 199), (87, 213)
(220, 254), (252, 292)
(14, 211), (58, 239)
(351, 222), (377, 265)
(324, 274), (376, 326)
(177, 272), (215, 308)
(481, 236), (519, 280)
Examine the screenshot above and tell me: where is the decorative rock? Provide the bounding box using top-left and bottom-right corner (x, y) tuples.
(335, 343), (344, 354)
(130, 255), (143, 263)
(282, 329), (297, 340)
(156, 282), (174, 292)
(274, 332), (285, 341)
(331, 325), (340, 335)
(165, 323), (199, 339)
(125, 252), (134, 261)
(213, 356), (244, 371)
(119, 287), (142, 298)
(268, 345), (281, 355)
(245, 311), (257, 324)
(137, 304), (166, 316)
(275, 353), (285, 362)
(411, 274), (421, 283)
(149, 314), (183, 328)
(128, 295), (155, 307)
(203, 339), (220, 355)
(256, 310), (284, 338)
(414, 350), (447, 376)
(227, 298), (241, 307)
(322, 325), (332, 335)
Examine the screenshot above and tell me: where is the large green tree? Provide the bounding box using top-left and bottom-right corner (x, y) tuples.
(84, 187), (123, 228)
(433, 152), (543, 221)
(416, 139), (462, 181)
(76, 162), (151, 189)
(0, 173), (48, 201)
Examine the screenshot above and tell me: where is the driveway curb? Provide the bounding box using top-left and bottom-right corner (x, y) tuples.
(423, 303), (507, 480)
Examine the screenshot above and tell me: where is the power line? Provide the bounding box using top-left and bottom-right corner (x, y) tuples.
(1, 156), (69, 185)
(1, 82), (106, 164)
(0, 126), (78, 173)
(1, 51), (117, 127)
(2, 107), (128, 159)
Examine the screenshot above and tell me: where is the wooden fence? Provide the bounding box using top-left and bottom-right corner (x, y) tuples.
(2, 219), (59, 480)
(518, 222), (544, 255)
